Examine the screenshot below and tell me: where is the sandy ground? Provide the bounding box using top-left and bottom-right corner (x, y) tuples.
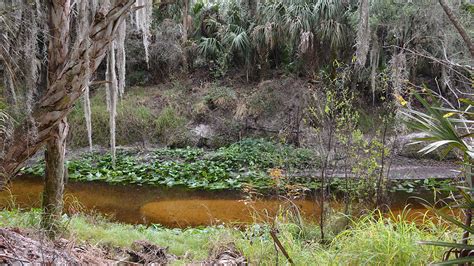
(387, 156), (460, 179)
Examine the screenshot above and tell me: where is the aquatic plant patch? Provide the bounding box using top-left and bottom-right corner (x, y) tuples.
(21, 139), (319, 190)
(20, 139), (456, 192)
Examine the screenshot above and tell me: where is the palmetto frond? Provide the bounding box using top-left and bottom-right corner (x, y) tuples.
(198, 37), (222, 58)
(402, 93), (473, 160)
(222, 25), (251, 57)
(253, 0), (351, 57)
(404, 93), (474, 265)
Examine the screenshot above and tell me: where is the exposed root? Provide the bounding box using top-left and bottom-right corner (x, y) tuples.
(127, 240), (176, 264)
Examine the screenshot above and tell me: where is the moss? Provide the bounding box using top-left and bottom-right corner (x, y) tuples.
(0, 100), (6, 110)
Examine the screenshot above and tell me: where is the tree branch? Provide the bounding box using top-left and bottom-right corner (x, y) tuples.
(0, 0), (136, 186)
(438, 0), (474, 58)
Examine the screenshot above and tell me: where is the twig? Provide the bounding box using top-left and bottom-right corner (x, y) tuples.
(0, 254), (31, 263)
(269, 229), (294, 266)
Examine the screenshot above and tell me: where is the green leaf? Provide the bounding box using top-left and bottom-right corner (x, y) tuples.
(424, 205), (474, 234)
(418, 241), (474, 250)
(460, 98), (474, 106)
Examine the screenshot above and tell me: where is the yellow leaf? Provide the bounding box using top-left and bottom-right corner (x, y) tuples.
(443, 112), (455, 118)
(395, 94), (408, 106)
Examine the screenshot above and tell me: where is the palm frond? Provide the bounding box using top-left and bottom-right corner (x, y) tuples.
(402, 93), (472, 158)
(198, 37), (222, 59)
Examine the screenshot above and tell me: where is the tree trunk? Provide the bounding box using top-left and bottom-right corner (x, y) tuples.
(182, 0), (189, 43)
(0, 0), (136, 186)
(438, 0), (474, 58)
(181, 0), (189, 71)
(41, 118), (68, 236)
(40, 0), (71, 235)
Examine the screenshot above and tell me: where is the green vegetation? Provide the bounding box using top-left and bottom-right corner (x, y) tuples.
(402, 93), (474, 264)
(21, 139), (318, 190)
(68, 89), (190, 148)
(203, 86), (237, 109)
(155, 107), (189, 147)
(0, 208), (456, 265)
(0, 0), (472, 264)
(21, 138), (454, 193)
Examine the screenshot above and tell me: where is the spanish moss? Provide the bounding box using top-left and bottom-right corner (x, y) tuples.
(135, 0), (153, 68)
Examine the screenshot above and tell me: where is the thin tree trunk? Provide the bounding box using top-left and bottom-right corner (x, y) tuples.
(438, 0), (474, 58)
(181, 0), (189, 70)
(355, 0), (370, 67)
(41, 118), (68, 236)
(182, 0), (189, 43)
(0, 0), (136, 186)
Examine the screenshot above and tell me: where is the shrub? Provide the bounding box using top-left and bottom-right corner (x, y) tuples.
(247, 86), (282, 117)
(116, 104), (156, 145)
(155, 107), (190, 147)
(148, 20), (186, 82)
(204, 86), (237, 110)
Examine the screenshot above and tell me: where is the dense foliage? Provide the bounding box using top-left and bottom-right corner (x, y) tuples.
(0, 0), (472, 263)
(22, 139), (317, 190)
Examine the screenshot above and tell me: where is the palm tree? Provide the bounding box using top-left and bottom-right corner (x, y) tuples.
(0, 111), (10, 136)
(252, 0), (351, 70)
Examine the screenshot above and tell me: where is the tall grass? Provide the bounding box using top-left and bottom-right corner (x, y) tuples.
(0, 208), (457, 265)
(322, 210), (452, 265)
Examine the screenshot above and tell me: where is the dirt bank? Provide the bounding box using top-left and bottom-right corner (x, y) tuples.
(0, 227), (244, 265)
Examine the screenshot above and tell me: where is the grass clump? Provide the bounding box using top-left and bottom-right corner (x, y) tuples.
(68, 89), (156, 147)
(204, 86), (237, 110)
(223, 210), (453, 265)
(320, 211), (452, 265)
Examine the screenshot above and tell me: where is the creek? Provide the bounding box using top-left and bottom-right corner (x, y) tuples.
(0, 175), (438, 227)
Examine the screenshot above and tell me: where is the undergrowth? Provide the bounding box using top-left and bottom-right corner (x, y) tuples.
(68, 88), (190, 148)
(0, 208), (456, 265)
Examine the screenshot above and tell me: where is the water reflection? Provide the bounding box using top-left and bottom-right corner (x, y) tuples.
(0, 176), (438, 228)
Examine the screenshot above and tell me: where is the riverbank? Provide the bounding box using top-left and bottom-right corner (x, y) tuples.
(0, 209), (455, 265)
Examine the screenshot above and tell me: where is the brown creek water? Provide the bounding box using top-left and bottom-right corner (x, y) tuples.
(0, 176), (436, 228)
